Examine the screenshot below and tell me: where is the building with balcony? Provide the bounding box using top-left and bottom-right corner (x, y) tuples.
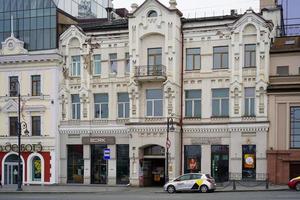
(267, 36), (300, 184)
(0, 0), (75, 185)
(58, 0), (282, 186)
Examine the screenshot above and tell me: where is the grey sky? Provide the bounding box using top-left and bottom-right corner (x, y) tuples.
(113, 0), (260, 17)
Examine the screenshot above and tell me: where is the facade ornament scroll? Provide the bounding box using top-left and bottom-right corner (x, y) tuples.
(60, 94), (68, 120)
(233, 88), (240, 115)
(166, 87), (174, 115)
(130, 89), (137, 116)
(258, 87), (265, 114)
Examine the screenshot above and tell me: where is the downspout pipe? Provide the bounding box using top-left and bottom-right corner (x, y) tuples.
(179, 20), (184, 175)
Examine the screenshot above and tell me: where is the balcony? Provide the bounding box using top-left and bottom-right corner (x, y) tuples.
(134, 65), (167, 82)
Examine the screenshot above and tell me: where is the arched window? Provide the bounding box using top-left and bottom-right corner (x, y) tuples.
(147, 10), (158, 17)
(32, 157), (41, 181)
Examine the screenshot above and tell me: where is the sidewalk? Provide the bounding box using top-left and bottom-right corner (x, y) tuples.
(0, 184), (289, 194)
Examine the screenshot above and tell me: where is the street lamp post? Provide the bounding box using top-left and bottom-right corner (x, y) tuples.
(165, 117), (175, 184)
(16, 81), (29, 191)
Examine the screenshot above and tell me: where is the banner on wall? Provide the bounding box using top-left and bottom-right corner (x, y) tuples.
(244, 154), (255, 169)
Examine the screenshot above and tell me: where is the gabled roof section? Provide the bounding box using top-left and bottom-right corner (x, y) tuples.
(129, 0), (182, 17)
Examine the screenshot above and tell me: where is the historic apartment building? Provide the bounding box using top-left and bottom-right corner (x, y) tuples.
(0, 0), (76, 185)
(267, 36), (300, 184)
(58, 0), (282, 186)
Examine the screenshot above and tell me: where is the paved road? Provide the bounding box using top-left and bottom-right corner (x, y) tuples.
(0, 191), (298, 200)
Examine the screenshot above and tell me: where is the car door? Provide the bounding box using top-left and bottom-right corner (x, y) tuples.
(174, 174), (191, 191)
(189, 174), (203, 190)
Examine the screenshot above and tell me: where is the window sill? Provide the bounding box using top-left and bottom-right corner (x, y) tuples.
(211, 116), (230, 119)
(93, 74), (101, 77)
(185, 69), (201, 72)
(243, 66), (256, 69)
(184, 117), (202, 119)
(212, 68), (229, 71)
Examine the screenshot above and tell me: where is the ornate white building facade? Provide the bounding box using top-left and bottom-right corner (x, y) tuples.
(58, 0), (282, 186)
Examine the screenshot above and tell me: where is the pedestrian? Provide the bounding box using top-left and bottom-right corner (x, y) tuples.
(0, 174), (2, 188)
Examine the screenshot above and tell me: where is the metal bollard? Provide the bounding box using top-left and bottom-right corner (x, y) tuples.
(265, 179), (269, 190)
(233, 180), (236, 191)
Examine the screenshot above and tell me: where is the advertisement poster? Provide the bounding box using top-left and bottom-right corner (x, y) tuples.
(244, 154), (255, 169)
(188, 158), (198, 172)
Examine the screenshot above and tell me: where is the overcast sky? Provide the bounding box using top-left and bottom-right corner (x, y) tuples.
(113, 0), (260, 17)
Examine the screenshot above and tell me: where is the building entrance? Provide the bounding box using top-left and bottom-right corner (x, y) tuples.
(140, 145), (165, 187)
(4, 154), (23, 185)
(91, 144), (107, 184)
(211, 145), (229, 182)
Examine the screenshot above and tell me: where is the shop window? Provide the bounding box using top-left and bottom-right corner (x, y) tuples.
(184, 145), (201, 174)
(32, 156), (41, 181)
(242, 145), (256, 179)
(91, 144), (107, 184)
(116, 144), (129, 184)
(67, 145), (84, 183)
(291, 107), (300, 148)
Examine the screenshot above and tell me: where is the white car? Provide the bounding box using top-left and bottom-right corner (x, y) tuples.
(163, 173), (216, 193)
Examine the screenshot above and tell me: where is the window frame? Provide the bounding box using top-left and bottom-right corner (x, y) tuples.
(9, 117), (18, 136)
(109, 53), (118, 74)
(117, 93), (130, 119)
(70, 56), (81, 77)
(93, 54), (101, 76)
(147, 10), (158, 17)
(94, 93), (109, 119)
(244, 88), (255, 117)
(185, 90), (202, 118)
(244, 44), (256, 68)
(146, 89), (163, 117)
(31, 116), (41, 136)
(186, 48), (201, 71)
(213, 46), (229, 69)
(31, 75), (41, 96)
(276, 66), (289, 76)
(71, 94), (80, 120)
(212, 88), (229, 117)
(9, 76), (19, 97)
(290, 107), (300, 149)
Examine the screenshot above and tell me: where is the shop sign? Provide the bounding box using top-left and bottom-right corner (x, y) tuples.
(191, 137), (222, 145)
(103, 148), (110, 160)
(82, 137), (115, 145)
(0, 142), (43, 152)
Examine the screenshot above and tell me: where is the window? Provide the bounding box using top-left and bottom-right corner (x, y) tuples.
(186, 48), (201, 70)
(118, 93), (129, 118)
(71, 94), (80, 119)
(9, 117), (18, 136)
(147, 10), (157, 17)
(109, 53), (118, 73)
(185, 90), (201, 117)
(71, 56), (81, 76)
(116, 144), (130, 184)
(146, 89), (163, 117)
(94, 94), (108, 119)
(244, 44), (256, 67)
(244, 88), (255, 116)
(184, 145), (201, 174)
(67, 145), (83, 183)
(276, 66), (289, 76)
(32, 157), (41, 181)
(212, 88), (229, 117)
(291, 107), (300, 148)
(93, 54), (101, 75)
(213, 46), (229, 69)
(148, 48), (162, 75)
(31, 116), (41, 136)
(9, 76), (18, 97)
(31, 75), (41, 96)
(242, 145), (256, 179)
(125, 52), (130, 73)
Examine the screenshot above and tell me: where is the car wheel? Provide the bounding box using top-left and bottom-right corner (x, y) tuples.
(200, 185), (209, 193)
(167, 185), (176, 193)
(296, 183), (300, 191)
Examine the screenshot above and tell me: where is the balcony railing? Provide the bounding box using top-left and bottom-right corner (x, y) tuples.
(134, 65), (167, 81)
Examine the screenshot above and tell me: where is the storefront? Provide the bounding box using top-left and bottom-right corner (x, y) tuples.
(0, 142), (53, 185)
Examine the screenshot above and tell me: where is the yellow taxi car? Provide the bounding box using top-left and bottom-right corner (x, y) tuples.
(163, 173), (216, 193)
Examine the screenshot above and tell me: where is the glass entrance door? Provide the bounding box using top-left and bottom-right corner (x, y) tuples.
(211, 145), (229, 182)
(4, 163), (22, 185)
(91, 144), (107, 184)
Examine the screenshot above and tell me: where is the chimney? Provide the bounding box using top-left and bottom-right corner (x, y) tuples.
(230, 9), (237, 16)
(260, 0), (278, 11)
(169, 0), (177, 10)
(106, 0), (113, 21)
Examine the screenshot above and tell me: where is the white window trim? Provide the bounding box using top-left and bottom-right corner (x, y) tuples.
(146, 99), (163, 117)
(26, 153), (45, 184)
(212, 97), (229, 117)
(94, 102), (109, 119)
(70, 56), (81, 77)
(1, 152), (25, 185)
(118, 102), (129, 119)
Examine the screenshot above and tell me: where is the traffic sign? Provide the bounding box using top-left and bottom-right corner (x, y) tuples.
(104, 148), (110, 160)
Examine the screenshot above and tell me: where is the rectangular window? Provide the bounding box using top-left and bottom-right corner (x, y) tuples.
(276, 66), (289, 76)
(94, 94), (109, 119)
(71, 56), (81, 76)
(9, 76), (18, 97)
(116, 144), (130, 184)
(185, 90), (201, 118)
(67, 145), (83, 183)
(109, 53), (118, 73)
(31, 75), (41, 96)
(118, 93), (129, 118)
(9, 117), (18, 136)
(213, 46), (229, 69)
(184, 145), (201, 174)
(146, 89), (163, 117)
(186, 48), (201, 70)
(147, 48), (162, 75)
(244, 44), (256, 67)
(71, 94), (80, 119)
(212, 88), (229, 117)
(244, 88), (255, 116)
(125, 52), (130, 73)
(93, 54), (101, 75)
(242, 145), (256, 179)
(31, 116), (41, 136)
(291, 107), (300, 148)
